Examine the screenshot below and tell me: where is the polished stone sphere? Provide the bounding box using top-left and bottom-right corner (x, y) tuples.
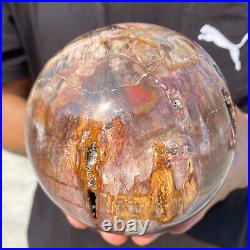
(25, 23), (236, 234)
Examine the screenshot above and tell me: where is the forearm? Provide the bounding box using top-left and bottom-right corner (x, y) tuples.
(212, 107), (248, 201)
(230, 108), (248, 189)
(2, 93), (27, 155)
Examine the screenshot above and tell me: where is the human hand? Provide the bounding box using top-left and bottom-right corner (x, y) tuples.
(65, 108), (248, 246)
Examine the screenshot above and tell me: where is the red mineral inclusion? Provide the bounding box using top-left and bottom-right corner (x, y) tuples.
(25, 23), (236, 234)
(125, 83), (157, 114)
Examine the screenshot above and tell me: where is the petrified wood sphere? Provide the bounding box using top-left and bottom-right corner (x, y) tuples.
(26, 23), (236, 234)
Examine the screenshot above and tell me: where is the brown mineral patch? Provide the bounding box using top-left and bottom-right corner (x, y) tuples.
(99, 141), (198, 223)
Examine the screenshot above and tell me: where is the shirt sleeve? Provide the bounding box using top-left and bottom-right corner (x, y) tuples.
(2, 4), (30, 83)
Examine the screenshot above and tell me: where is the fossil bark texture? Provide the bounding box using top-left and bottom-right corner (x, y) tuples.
(26, 23), (236, 234)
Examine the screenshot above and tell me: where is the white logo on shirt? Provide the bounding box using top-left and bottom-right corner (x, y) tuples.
(198, 24), (248, 71)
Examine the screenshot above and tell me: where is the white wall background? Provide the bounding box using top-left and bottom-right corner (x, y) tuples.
(2, 149), (37, 248)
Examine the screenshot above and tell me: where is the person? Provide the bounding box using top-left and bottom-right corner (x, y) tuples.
(2, 2), (248, 247)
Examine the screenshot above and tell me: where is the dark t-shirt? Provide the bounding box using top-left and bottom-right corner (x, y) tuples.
(3, 3), (248, 247)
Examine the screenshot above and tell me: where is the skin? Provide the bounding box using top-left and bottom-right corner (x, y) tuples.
(3, 78), (248, 246)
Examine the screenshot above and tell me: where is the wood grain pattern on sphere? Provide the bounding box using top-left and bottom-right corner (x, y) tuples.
(25, 23), (236, 234)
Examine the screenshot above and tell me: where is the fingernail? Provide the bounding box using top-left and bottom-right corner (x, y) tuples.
(132, 232), (162, 246)
(99, 231), (127, 246)
(65, 213), (87, 230)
